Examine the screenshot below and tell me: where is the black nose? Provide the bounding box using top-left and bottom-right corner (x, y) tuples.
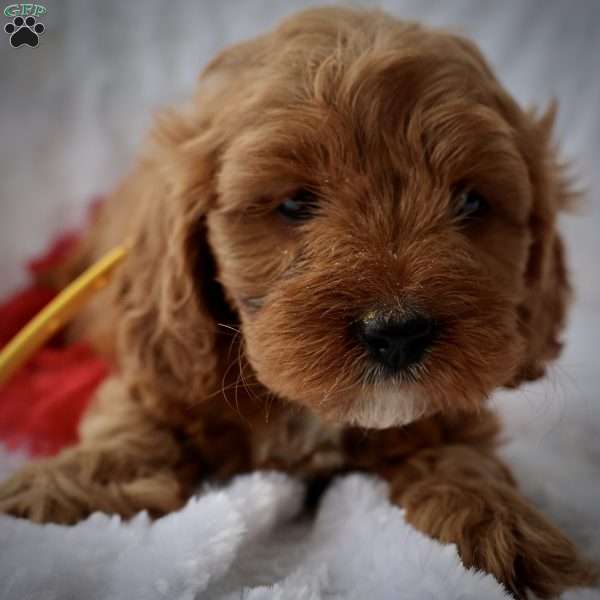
(356, 313), (436, 373)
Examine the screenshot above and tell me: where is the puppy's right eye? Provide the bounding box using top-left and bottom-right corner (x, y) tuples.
(277, 189), (318, 222)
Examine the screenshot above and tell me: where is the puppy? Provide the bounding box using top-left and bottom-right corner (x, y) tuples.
(0, 7), (596, 598)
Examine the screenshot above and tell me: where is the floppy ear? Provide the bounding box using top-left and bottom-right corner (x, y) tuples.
(437, 35), (573, 385)
(510, 105), (573, 384)
(102, 36), (273, 419)
(110, 112), (225, 419)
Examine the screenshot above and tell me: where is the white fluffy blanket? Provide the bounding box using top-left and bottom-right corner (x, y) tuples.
(0, 461), (597, 600)
(1, 468), (513, 600)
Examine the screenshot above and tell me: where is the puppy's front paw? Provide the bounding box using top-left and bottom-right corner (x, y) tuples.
(397, 477), (598, 599)
(0, 461), (83, 524)
(0, 456), (184, 524)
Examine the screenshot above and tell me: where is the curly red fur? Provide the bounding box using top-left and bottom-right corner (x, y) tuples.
(0, 7), (596, 598)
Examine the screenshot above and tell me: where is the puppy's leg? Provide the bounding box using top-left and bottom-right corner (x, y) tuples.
(382, 446), (597, 599)
(0, 377), (195, 524)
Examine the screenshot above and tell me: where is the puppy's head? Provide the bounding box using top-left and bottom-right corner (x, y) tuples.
(120, 8), (571, 427)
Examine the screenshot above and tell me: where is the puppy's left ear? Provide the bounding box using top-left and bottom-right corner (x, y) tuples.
(509, 104), (574, 384)
(447, 36), (574, 384)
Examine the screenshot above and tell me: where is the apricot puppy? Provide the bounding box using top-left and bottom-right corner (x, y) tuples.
(0, 7), (596, 598)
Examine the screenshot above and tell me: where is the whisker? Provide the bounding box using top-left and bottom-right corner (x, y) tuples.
(217, 323), (242, 335)
(220, 331), (245, 415)
(201, 378), (265, 402)
(237, 344), (263, 406)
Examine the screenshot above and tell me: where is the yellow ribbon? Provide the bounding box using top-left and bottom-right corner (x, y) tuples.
(0, 244), (129, 388)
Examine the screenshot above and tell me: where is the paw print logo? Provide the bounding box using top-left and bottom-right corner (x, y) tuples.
(4, 15), (45, 47)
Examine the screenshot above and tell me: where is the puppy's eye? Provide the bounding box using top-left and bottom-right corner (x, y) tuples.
(277, 189), (318, 222)
(455, 189), (489, 220)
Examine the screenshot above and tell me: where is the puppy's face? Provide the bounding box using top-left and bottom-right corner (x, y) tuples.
(173, 10), (568, 428)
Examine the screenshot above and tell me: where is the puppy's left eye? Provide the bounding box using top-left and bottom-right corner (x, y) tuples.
(455, 189), (489, 220)
(277, 189), (318, 222)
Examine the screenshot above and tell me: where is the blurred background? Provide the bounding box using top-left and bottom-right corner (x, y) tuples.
(0, 1), (598, 455)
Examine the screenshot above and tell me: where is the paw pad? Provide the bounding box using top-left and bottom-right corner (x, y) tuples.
(4, 15), (45, 48)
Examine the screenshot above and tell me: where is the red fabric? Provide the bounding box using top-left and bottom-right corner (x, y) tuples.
(0, 285), (56, 344)
(0, 234), (109, 456)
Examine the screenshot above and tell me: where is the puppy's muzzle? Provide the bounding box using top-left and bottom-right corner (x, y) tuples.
(356, 312), (436, 374)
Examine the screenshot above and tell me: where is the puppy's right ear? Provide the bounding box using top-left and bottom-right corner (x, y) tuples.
(109, 111), (225, 420)
(103, 37), (273, 419)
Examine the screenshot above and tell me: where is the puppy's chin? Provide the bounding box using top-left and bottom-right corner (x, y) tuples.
(345, 385), (430, 429)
